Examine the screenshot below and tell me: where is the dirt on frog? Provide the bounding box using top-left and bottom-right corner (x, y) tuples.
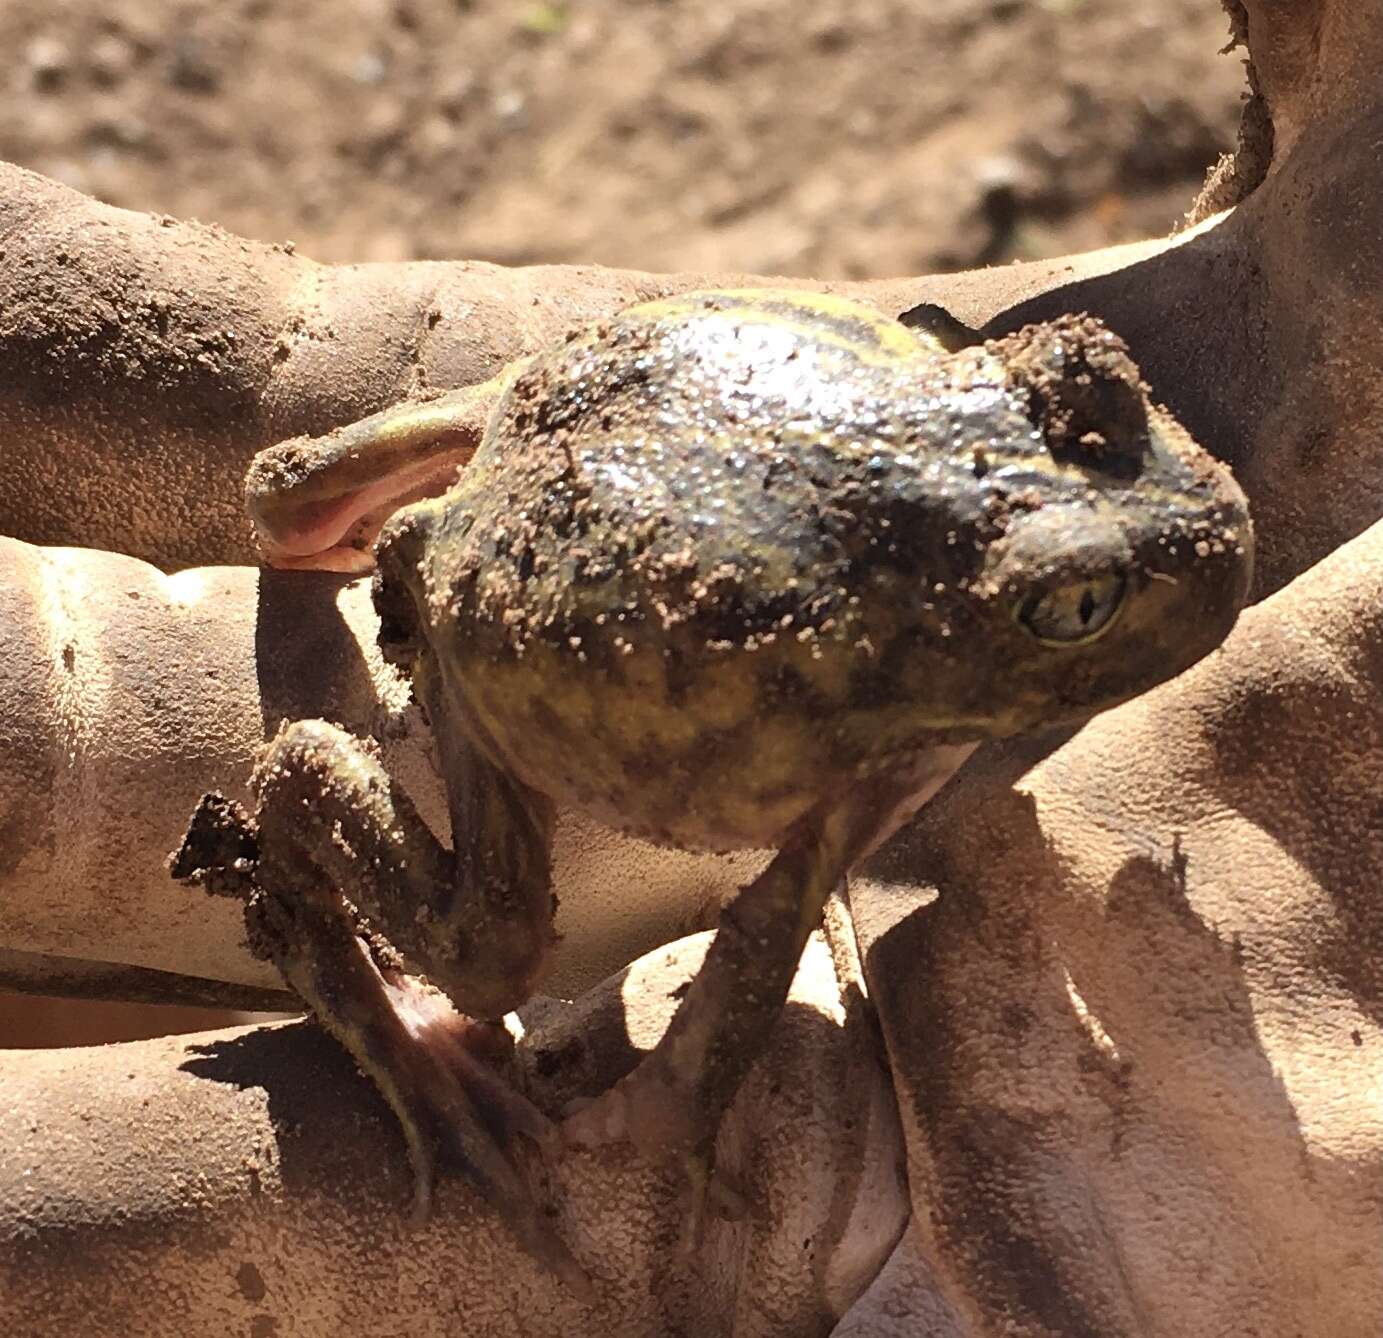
(0, 0), (1248, 1044)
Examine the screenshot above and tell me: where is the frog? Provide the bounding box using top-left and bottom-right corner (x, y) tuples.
(172, 289), (1253, 1293)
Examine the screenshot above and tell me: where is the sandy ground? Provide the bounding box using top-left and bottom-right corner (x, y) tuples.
(0, 0), (1248, 1044)
(2, 0), (1244, 273)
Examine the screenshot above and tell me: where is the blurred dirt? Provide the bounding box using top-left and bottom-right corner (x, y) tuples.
(0, 0), (1245, 275)
(0, 991), (258, 1048)
(0, 0), (1247, 1045)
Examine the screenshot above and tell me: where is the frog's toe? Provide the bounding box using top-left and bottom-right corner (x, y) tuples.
(402, 1090), (588, 1300)
(375, 977), (588, 1290)
(677, 1150), (749, 1252)
(560, 1056), (702, 1155)
(411, 1009), (557, 1150)
(560, 1087), (630, 1147)
(281, 941), (586, 1294)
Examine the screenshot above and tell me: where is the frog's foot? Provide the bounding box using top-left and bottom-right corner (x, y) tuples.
(170, 735), (588, 1296)
(257, 894), (591, 1298)
(373, 972), (597, 1298)
(247, 423), (473, 572)
(560, 766), (970, 1253)
(379, 971), (558, 1220)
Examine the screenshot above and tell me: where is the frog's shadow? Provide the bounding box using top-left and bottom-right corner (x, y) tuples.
(177, 980), (838, 1219)
(253, 566), (381, 740)
(856, 743), (1325, 1334)
(180, 1019), (422, 1201)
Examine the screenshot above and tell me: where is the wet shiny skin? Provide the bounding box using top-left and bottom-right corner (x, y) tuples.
(378, 291), (1253, 849)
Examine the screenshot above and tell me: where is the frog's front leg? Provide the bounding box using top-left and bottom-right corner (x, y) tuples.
(172, 718), (588, 1293)
(247, 362), (527, 572)
(564, 744), (976, 1243)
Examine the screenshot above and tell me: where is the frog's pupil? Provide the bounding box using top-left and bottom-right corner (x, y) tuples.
(1079, 587), (1097, 626)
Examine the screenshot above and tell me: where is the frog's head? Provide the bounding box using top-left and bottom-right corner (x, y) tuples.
(916, 315), (1253, 738)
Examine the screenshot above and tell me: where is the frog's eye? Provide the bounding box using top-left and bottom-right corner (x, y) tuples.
(1016, 572), (1126, 645)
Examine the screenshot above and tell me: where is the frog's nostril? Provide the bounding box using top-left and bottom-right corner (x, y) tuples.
(999, 313), (1150, 481)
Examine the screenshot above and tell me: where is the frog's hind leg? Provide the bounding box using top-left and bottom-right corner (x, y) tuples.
(246, 360), (528, 572)
(251, 877), (588, 1295)
(562, 749), (975, 1245)
(172, 718), (587, 1295)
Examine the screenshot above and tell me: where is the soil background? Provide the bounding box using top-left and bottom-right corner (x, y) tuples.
(0, 0), (1247, 1045)
(6, 0), (1246, 274)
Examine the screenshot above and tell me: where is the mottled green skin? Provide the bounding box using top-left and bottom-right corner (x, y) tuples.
(376, 289), (1253, 852)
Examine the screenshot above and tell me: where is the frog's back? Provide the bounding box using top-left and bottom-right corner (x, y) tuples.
(606, 287), (929, 380)
(486, 287), (925, 452)
(440, 288), (990, 655)
(480, 287), (942, 491)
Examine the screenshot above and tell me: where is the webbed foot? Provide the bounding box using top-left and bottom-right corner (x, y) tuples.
(245, 367), (526, 572)
(351, 957), (592, 1300)
(248, 863), (590, 1297)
